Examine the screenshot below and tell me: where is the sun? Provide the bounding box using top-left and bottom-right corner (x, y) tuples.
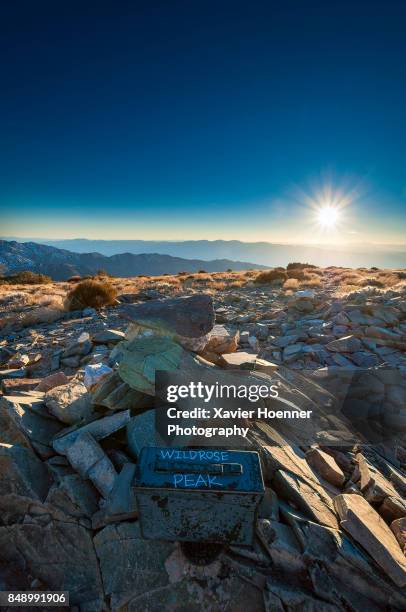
(316, 205), (340, 228)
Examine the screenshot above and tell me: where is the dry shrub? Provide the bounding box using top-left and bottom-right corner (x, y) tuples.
(0, 271), (52, 285)
(287, 262), (316, 270)
(283, 278), (299, 290)
(66, 279), (117, 311)
(286, 268), (305, 280)
(255, 269), (288, 284)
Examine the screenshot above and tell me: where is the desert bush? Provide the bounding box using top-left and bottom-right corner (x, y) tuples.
(360, 277), (384, 288)
(254, 269), (288, 284)
(96, 268), (112, 277)
(287, 262), (316, 270)
(396, 271), (406, 279)
(198, 269), (207, 274)
(283, 278), (299, 290)
(0, 271), (52, 285)
(65, 279), (118, 311)
(67, 275), (82, 283)
(286, 268), (305, 280)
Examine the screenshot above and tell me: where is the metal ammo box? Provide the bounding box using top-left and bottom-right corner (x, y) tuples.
(135, 447), (264, 545)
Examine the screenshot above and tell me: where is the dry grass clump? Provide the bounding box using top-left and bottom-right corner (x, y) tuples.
(283, 278), (299, 290)
(0, 271), (52, 285)
(302, 273), (322, 287)
(65, 279), (118, 311)
(254, 268), (287, 285)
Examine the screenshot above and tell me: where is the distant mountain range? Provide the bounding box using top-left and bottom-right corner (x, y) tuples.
(0, 240), (266, 280)
(3, 237), (406, 269)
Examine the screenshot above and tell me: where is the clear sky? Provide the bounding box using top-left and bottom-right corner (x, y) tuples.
(1, 0), (405, 245)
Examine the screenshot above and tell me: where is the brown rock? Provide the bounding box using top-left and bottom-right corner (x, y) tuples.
(306, 447), (345, 488)
(391, 518), (406, 554)
(1, 378), (42, 394)
(35, 371), (69, 392)
(379, 495), (406, 523)
(356, 453), (398, 502)
(203, 324), (239, 355)
(334, 493), (406, 587)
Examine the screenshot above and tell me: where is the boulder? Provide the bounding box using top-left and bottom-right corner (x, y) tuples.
(118, 294), (215, 337)
(45, 381), (93, 425)
(334, 493), (406, 587)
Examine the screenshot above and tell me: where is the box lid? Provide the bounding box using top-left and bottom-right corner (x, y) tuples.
(136, 447), (264, 493)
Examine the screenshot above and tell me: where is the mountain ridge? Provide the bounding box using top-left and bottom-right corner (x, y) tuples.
(2, 237), (406, 268)
(0, 240), (266, 280)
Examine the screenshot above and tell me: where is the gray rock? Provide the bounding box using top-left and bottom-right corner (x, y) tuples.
(0, 397), (63, 458)
(92, 463), (137, 528)
(326, 335), (362, 353)
(62, 332), (92, 358)
(126, 409), (162, 458)
(94, 522), (175, 610)
(66, 432), (117, 498)
(52, 409), (131, 455)
(0, 507), (103, 608)
(92, 328), (126, 344)
(0, 443), (51, 501)
(45, 381), (94, 424)
(118, 294), (214, 337)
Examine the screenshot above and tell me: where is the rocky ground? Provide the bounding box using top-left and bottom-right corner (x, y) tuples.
(0, 267), (405, 611)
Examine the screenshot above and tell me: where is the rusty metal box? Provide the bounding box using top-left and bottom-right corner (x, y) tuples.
(135, 447), (264, 545)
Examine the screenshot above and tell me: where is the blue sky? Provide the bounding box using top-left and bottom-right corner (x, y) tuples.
(1, 0), (405, 244)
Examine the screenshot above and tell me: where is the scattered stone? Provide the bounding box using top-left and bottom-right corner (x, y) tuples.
(83, 362), (112, 390)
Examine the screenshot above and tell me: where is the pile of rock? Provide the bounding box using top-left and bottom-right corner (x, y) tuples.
(0, 289), (405, 610)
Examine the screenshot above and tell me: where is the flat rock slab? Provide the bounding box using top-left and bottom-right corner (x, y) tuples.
(53, 409), (131, 455)
(94, 522), (175, 610)
(334, 493), (406, 588)
(118, 336), (184, 395)
(118, 294), (214, 337)
(2, 378), (41, 393)
(306, 447), (345, 488)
